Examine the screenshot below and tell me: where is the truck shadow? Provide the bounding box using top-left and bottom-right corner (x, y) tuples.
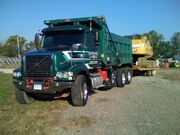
(30, 84), (125, 105)
(133, 70), (154, 77)
(31, 89), (99, 105)
(96, 87), (112, 91)
(31, 89), (71, 103)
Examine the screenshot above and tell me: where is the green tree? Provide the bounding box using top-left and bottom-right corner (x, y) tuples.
(0, 44), (16, 57)
(143, 30), (164, 58)
(157, 41), (172, 58)
(171, 32), (180, 55)
(0, 35), (27, 57)
(5, 35), (26, 46)
(133, 34), (142, 39)
(22, 41), (36, 52)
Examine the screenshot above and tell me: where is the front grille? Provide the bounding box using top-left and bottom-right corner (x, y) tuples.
(25, 55), (51, 77)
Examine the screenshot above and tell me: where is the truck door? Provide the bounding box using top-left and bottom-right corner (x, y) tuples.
(86, 31), (100, 68)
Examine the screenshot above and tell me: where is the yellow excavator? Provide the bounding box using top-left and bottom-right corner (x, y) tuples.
(132, 36), (158, 76)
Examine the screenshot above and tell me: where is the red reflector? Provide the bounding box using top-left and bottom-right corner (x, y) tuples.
(26, 79), (34, 89)
(98, 70), (108, 81)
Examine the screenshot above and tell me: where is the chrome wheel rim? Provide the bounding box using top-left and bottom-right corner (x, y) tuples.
(122, 73), (126, 84)
(83, 83), (88, 100)
(128, 71), (131, 81)
(111, 72), (116, 85)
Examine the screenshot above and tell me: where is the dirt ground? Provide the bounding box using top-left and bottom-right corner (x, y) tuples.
(0, 68), (14, 73)
(53, 69), (180, 135)
(0, 69), (180, 135)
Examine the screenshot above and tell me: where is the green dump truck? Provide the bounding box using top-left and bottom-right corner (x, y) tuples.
(13, 16), (132, 106)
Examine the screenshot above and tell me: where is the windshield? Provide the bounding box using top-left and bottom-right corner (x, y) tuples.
(41, 30), (84, 50)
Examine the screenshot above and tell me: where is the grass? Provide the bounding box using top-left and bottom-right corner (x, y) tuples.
(0, 73), (13, 106)
(0, 69), (180, 134)
(0, 73), (69, 135)
(157, 68), (180, 82)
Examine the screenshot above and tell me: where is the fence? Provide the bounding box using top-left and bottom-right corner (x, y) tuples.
(0, 56), (20, 66)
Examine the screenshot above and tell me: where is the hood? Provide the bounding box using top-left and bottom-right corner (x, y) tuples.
(24, 49), (54, 55)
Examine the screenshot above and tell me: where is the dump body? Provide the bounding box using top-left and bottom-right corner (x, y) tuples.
(108, 33), (132, 66)
(13, 16), (133, 106)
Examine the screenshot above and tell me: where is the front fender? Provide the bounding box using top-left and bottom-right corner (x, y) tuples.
(71, 64), (89, 80)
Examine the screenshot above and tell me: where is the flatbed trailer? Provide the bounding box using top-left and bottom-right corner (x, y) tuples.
(131, 36), (158, 76)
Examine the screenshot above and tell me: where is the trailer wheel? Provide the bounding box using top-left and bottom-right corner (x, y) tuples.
(116, 68), (126, 87)
(15, 89), (34, 104)
(146, 71), (152, 76)
(71, 75), (88, 106)
(125, 67), (132, 84)
(152, 70), (156, 76)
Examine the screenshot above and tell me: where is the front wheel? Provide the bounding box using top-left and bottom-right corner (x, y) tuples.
(15, 89), (34, 104)
(71, 75), (88, 106)
(109, 68), (116, 88)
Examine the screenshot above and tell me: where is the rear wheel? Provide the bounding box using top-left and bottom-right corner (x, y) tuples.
(71, 75), (88, 106)
(116, 68), (126, 87)
(15, 89), (34, 104)
(125, 67), (132, 84)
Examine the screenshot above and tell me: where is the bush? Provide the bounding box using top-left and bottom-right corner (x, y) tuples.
(0, 44), (17, 57)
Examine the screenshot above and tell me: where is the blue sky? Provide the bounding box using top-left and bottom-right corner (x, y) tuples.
(0, 0), (180, 43)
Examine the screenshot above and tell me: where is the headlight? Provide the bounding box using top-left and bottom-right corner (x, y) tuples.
(13, 72), (17, 77)
(16, 72), (21, 77)
(56, 72), (73, 79)
(13, 71), (21, 78)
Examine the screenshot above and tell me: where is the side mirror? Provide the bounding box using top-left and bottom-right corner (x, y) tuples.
(71, 43), (83, 51)
(35, 33), (41, 49)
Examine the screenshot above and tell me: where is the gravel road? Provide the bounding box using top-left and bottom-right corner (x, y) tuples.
(54, 75), (180, 135)
(1, 69), (179, 135)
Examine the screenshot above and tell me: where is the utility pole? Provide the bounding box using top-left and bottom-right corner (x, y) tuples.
(16, 35), (21, 58)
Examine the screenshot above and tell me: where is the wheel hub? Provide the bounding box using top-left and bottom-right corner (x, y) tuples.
(128, 71), (131, 81)
(83, 83), (88, 100)
(122, 73), (126, 84)
(111, 72), (116, 85)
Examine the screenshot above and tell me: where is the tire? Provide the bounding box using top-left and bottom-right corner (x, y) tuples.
(109, 68), (116, 88)
(15, 89), (34, 104)
(71, 75), (88, 106)
(147, 71), (152, 76)
(152, 70), (156, 76)
(144, 71), (151, 76)
(125, 67), (132, 84)
(143, 71), (147, 76)
(116, 68), (126, 87)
